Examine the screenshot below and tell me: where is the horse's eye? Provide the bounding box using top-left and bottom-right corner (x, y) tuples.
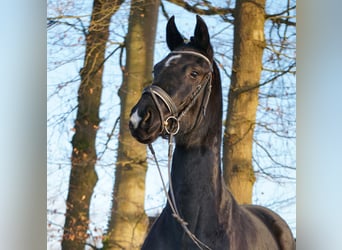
(190, 71), (199, 79)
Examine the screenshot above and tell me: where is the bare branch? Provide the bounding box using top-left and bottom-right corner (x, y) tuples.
(266, 4), (296, 18)
(160, 0), (170, 20)
(165, 0), (234, 16)
(98, 116), (120, 160)
(229, 62), (296, 96)
(256, 122), (296, 139)
(253, 139), (296, 171)
(266, 5), (296, 27)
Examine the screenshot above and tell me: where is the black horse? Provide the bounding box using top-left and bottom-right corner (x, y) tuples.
(129, 15), (295, 250)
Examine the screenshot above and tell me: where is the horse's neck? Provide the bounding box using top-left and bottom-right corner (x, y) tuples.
(170, 67), (228, 228)
(171, 135), (225, 226)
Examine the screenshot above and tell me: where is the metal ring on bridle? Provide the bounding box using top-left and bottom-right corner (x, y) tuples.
(164, 116), (180, 135)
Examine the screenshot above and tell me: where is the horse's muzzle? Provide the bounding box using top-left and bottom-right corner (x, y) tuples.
(129, 104), (162, 144)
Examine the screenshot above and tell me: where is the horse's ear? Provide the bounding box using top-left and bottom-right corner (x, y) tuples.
(166, 16), (184, 51)
(193, 15), (212, 54)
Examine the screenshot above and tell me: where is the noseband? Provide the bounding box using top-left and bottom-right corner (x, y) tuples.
(143, 50), (213, 136)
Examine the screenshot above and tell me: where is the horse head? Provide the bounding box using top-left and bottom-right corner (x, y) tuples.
(129, 15), (215, 144)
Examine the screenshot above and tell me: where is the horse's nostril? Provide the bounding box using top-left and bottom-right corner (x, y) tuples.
(140, 111), (153, 129)
(143, 111), (151, 123)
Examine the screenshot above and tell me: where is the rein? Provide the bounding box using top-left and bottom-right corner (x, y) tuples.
(146, 51), (214, 250)
(148, 139), (212, 250)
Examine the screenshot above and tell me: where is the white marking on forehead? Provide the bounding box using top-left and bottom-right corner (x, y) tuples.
(165, 54), (182, 67)
(129, 109), (142, 129)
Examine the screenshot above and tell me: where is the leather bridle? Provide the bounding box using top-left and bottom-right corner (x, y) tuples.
(144, 50), (214, 250)
(142, 50), (213, 137)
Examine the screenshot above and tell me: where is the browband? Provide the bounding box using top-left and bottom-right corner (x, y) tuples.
(170, 50), (213, 72)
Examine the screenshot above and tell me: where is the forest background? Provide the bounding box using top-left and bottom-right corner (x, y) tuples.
(47, 0), (296, 249)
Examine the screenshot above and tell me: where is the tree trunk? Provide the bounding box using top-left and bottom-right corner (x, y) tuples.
(106, 0), (160, 249)
(223, 0), (266, 204)
(62, 1), (123, 249)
